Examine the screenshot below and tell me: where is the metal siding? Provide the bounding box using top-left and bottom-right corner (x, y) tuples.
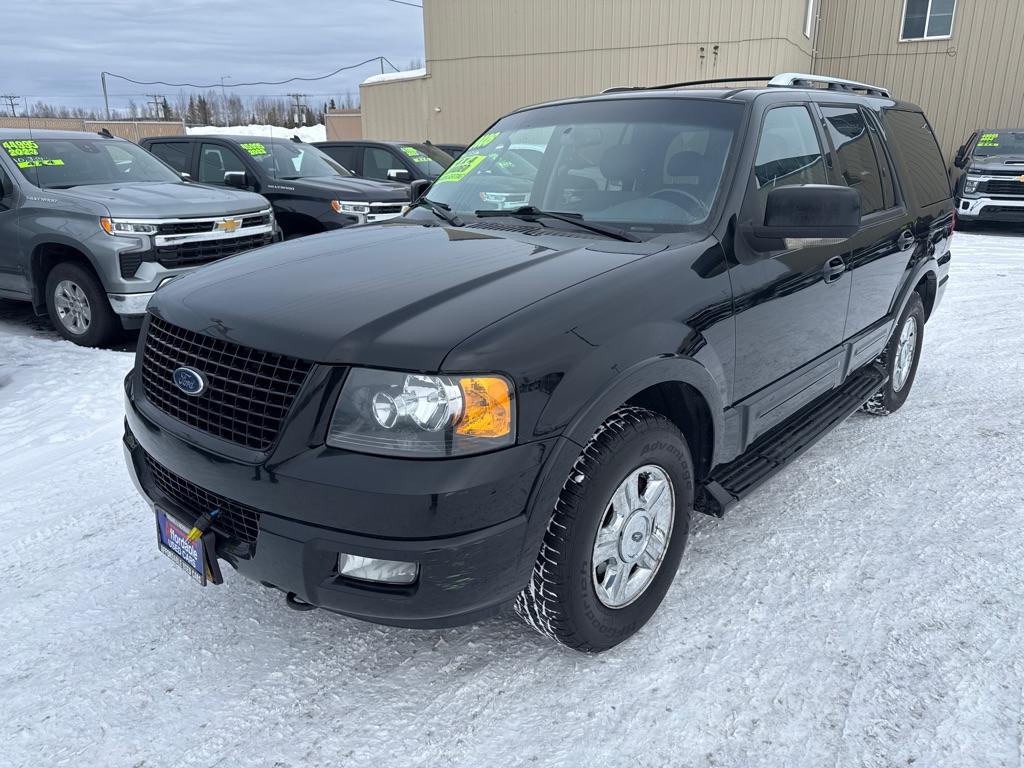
(814, 0), (1024, 157)
(362, 0), (813, 143)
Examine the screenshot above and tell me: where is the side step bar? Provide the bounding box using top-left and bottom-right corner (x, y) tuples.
(696, 364), (887, 517)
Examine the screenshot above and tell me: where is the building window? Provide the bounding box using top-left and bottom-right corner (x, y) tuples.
(901, 0), (956, 40)
(804, 0), (815, 38)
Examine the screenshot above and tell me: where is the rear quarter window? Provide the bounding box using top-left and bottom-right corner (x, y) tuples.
(882, 109), (951, 207)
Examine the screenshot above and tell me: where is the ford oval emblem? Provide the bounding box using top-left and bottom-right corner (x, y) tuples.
(172, 367), (207, 396)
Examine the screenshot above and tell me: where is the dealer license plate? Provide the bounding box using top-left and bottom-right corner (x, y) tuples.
(155, 507), (213, 586)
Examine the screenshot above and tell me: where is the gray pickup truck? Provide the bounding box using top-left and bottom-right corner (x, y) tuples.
(0, 129), (274, 346)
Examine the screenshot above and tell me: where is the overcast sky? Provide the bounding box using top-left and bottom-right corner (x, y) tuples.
(1, 0), (425, 113)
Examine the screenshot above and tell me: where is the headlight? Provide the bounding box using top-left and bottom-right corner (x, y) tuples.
(100, 217), (158, 236)
(331, 200), (371, 215)
(964, 175), (983, 194)
(327, 368), (515, 457)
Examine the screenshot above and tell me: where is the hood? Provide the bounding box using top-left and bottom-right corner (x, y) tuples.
(58, 182), (268, 218)
(265, 175), (409, 202)
(151, 222), (664, 370)
(968, 155), (1024, 173)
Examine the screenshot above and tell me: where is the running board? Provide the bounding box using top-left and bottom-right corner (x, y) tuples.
(696, 364), (887, 517)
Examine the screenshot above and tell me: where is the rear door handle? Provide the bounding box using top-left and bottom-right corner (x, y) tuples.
(898, 230), (916, 251)
(823, 256), (846, 284)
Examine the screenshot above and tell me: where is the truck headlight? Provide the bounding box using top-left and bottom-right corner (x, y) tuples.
(100, 218), (158, 236)
(331, 200), (371, 215)
(964, 176), (983, 194)
(327, 368), (515, 457)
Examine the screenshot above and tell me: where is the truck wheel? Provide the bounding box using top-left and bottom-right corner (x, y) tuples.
(44, 262), (118, 347)
(515, 406), (693, 652)
(863, 292), (925, 416)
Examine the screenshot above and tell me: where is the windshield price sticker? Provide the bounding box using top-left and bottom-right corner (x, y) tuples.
(240, 142), (267, 156)
(15, 158), (65, 168)
(977, 132), (1000, 147)
(3, 140), (40, 157)
(435, 153), (486, 184)
(401, 146), (432, 164)
(468, 132), (500, 152)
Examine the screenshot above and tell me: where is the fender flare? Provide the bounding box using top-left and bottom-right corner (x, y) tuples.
(26, 234), (103, 307)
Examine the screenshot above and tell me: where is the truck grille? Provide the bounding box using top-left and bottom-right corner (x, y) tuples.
(156, 213), (272, 235)
(980, 179), (1024, 196)
(141, 316), (313, 451)
(155, 232), (273, 269)
(145, 452), (261, 544)
(370, 202), (405, 215)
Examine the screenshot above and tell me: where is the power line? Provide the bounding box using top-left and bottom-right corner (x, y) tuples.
(146, 93), (164, 119)
(100, 56), (401, 90)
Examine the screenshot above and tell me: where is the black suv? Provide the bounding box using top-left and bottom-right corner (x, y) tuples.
(141, 135), (409, 238)
(950, 128), (1024, 226)
(314, 140), (453, 184)
(123, 74), (953, 652)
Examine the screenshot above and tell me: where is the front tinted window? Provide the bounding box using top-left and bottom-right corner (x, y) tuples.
(363, 147), (406, 181)
(148, 141), (191, 173)
(822, 107), (887, 215)
(883, 109), (951, 206)
(424, 98), (743, 231)
(198, 143), (245, 184)
(1, 138), (182, 189)
(972, 130), (1024, 158)
(751, 106), (827, 208)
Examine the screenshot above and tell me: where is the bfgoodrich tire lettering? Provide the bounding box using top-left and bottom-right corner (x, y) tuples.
(515, 406), (694, 652)
(862, 292), (925, 416)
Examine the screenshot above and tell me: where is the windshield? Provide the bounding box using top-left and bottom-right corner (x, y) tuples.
(239, 140), (352, 179)
(423, 98), (743, 232)
(399, 143), (453, 178)
(972, 130), (1024, 158)
(2, 138), (182, 188)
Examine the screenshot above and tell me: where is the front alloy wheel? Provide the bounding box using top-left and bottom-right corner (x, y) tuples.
(53, 279), (92, 336)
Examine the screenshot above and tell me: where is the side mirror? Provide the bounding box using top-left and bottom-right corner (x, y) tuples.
(748, 185), (861, 249)
(409, 179), (430, 203)
(387, 168), (412, 182)
(180, 172), (192, 181)
(953, 146), (968, 168)
(223, 171), (248, 189)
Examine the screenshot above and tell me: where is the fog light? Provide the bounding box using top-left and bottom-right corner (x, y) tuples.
(337, 553), (418, 584)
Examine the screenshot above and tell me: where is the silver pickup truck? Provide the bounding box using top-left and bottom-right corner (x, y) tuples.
(0, 129), (274, 346)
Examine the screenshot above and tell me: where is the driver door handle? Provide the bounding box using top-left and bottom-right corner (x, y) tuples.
(898, 230), (916, 251)
(823, 256), (846, 284)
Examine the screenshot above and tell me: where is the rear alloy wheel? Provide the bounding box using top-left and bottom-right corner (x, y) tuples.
(515, 406), (693, 652)
(863, 291), (925, 416)
(44, 262), (118, 347)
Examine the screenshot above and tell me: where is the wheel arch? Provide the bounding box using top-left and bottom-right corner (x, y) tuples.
(29, 240), (99, 314)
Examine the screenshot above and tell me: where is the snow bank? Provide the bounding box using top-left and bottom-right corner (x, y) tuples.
(362, 67), (427, 85)
(186, 123), (327, 143)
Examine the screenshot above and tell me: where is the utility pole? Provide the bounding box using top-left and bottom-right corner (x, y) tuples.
(146, 94), (164, 120)
(100, 72), (111, 120)
(287, 93), (308, 126)
(1, 94), (20, 117)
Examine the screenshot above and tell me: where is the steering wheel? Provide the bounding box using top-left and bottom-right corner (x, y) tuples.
(650, 188), (709, 219)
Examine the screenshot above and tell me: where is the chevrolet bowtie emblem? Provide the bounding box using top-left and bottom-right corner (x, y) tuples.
(215, 218), (242, 233)
(1017, 175), (1024, 183)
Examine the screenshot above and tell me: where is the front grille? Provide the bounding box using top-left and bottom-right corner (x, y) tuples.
(370, 202), (405, 215)
(156, 213), (271, 236)
(142, 316), (313, 451)
(980, 179), (1024, 196)
(145, 452), (261, 544)
(155, 232), (274, 270)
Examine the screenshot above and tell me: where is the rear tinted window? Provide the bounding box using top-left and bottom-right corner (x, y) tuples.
(883, 109), (951, 206)
(148, 141), (191, 173)
(319, 144), (357, 172)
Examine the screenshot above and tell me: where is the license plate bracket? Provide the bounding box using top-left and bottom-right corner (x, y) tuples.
(155, 506), (223, 586)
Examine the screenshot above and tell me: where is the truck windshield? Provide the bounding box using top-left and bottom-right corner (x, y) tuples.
(423, 98), (743, 232)
(973, 131), (1024, 158)
(399, 143), (453, 178)
(2, 138), (182, 189)
(240, 140), (352, 179)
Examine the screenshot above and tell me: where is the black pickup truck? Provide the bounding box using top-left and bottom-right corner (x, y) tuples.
(124, 74), (952, 652)
(141, 135), (409, 239)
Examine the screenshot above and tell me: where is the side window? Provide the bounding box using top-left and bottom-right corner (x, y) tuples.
(198, 143), (245, 184)
(322, 145), (357, 172)
(821, 106), (890, 215)
(882, 109), (952, 206)
(148, 142), (191, 173)
(901, 0), (956, 40)
(752, 106), (827, 209)
(363, 147), (405, 180)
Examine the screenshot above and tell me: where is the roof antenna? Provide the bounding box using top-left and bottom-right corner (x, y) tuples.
(291, 134), (302, 143)
(98, 127), (114, 138)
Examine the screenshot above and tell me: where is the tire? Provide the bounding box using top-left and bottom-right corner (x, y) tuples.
(862, 292), (925, 416)
(44, 262), (118, 348)
(515, 406), (694, 652)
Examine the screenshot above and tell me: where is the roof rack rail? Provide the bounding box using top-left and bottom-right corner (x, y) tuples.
(768, 72), (890, 98)
(602, 76), (771, 94)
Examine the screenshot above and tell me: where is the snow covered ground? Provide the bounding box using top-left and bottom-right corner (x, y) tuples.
(186, 123), (327, 143)
(1, 230), (1023, 767)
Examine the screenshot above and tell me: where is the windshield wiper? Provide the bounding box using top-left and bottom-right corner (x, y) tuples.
(414, 197), (464, 227)
(473, 205), (639, 242)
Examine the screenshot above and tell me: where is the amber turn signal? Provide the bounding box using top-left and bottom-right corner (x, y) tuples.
(456, 376), (513, 438)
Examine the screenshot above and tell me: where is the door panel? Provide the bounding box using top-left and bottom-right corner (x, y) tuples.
(0, 167), (25, 294)
(731, 105), (852, 415)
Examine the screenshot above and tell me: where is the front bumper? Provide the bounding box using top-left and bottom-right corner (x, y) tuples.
(957, 196), (1024, 221)
(123, 374), (561, 628)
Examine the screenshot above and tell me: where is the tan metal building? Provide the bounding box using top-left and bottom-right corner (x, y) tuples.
(361, 0), (1023, 158)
